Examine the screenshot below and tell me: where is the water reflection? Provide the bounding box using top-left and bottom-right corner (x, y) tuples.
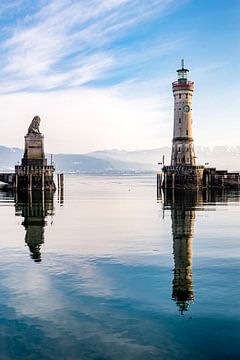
(0, 177), (239, 359)
(163, 188), (240, 314)
(163, 191), (202, 314)
(0, 190), (14, 204)
(15, 191), (54, 262)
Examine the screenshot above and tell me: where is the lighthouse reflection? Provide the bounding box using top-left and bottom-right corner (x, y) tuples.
(163, 190), (202, 314)
(15, 191), (54, 262)
(163, 188), (240, 314)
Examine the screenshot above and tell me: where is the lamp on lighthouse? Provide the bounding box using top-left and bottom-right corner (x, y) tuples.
(177, 59), (189, 84)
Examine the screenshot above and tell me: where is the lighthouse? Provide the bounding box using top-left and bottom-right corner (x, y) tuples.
(156, 60), (240, 190)
(159, 60), (204, 189)
(171, 59), (196, 166)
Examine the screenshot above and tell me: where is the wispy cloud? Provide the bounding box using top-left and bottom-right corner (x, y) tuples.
(0, 0), (180, 93)
(0, 0), (239, 152)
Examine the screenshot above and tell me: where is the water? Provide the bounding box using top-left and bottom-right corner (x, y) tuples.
(0, 175), (239, 360)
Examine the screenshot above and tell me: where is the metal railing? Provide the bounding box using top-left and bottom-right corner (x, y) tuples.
(172, 81), (194, 87)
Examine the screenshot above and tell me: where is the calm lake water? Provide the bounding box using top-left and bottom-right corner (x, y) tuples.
(0, 175), (239, 360)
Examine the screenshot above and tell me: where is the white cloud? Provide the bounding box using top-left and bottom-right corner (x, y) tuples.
(2, 0), (237, 152)
(0, 0), (185, 152)
(0, 0), (177, 92)
(0, 88), (171, 153)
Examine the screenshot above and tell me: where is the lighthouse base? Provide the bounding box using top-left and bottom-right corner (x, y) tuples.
(158, 165), (240, 190)
(161, 165), (205, 190)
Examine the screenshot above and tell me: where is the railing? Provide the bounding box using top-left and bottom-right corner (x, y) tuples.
(15, 165), (55, 176)
(172, 81), (194, 87)
(163, 165), (204, 171)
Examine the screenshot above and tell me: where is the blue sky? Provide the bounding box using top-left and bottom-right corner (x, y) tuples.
(0, 0), (239, 153)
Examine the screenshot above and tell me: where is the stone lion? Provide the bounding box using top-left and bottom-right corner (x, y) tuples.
(28, 115), (41, 134)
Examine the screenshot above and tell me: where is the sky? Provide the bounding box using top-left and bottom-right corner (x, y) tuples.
(0, 0), (239, 154)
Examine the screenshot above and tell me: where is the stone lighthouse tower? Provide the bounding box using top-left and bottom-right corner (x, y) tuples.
(171, 59), (196, 166)
(160, 60), (204, 189)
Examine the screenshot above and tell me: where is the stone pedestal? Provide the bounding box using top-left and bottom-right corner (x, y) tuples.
(22, 133), (47, 167)
(15, 129), (55, 192)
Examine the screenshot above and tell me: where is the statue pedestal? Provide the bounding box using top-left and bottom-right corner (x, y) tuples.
(15, 132), (55, 192)
(22, 133), (47, 167)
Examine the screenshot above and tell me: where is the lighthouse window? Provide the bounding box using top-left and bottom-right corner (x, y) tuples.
(186, 94), (188, 99)
(179, 108), (181, 110)
(179, 118), (181, 123)
(179, 94), (181, 99)
(178, 147), (181, 152)
(186, 130), (188, 135)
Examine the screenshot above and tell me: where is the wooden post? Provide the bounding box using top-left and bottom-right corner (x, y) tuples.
(60, 173), (64, 190)
(157, 173), (160, 189)
(15, 173), (18, 190)
(15, 189), (18, 206)
(42, 171), (45, 191)
(42, 187), (45, 212)
(28, 186), (32, 207)
(60, 174), (64, 205)
(28, 174), (32, 192)
(157, 173), (161, 199)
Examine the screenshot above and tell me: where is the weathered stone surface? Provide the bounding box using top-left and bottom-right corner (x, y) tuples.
(171, 61), (196, 166)
(22, 133), (46, 166)
(27, 115), (41, 135)
(15, 116), (55, 191)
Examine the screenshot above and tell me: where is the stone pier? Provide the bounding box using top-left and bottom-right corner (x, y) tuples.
(15, 116), (55, 192)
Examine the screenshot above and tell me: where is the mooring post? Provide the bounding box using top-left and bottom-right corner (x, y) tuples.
(28, 174), (32, 192)
(60, 173), (64, 190)
(15, 173), (18, 190)
(42, 187), (45, 212)
(60, 174), (64, 205)
(28, 185), (32, 207)
(164, 172), (167, 189)
(172, 172), (175, 189)
(157, 173), (161, 199)
(157, 173), (160, 189)
(42, 171), (45, 191)
(60, 187), (64, 205)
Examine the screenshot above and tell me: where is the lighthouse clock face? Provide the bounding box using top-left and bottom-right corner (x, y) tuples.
(183, 105), (190, 113)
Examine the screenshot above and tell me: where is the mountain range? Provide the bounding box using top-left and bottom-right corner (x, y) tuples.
(0, 145), (240, 174)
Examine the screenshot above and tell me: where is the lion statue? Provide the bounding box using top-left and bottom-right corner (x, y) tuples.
(27, 115), (41, 134)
